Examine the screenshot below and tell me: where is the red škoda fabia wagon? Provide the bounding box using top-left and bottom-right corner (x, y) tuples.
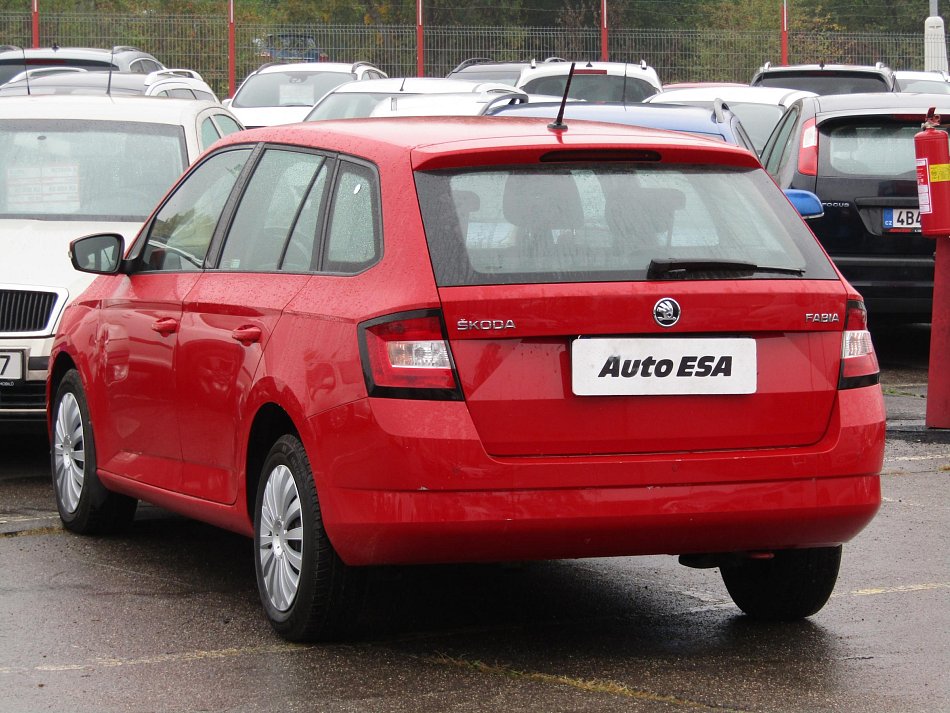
(47, 117), (885, 641)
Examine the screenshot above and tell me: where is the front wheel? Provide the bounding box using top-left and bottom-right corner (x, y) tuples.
(720, 546), (842, 621)
(253, 435), (364, 641)
(51, 370), (137, 534)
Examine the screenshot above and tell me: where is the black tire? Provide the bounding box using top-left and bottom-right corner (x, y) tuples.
(50, 370), (137, 534)
(720, 546), (841, 621)
(253, 434), (364, 642)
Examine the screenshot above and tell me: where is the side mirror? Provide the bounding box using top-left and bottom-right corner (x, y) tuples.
(69, 233), (126, 274)
(784, 189), (824, 219)
(221, 98), (232, 108)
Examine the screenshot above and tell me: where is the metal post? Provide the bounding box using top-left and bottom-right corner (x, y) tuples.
(601, 0), (608, 62)
(927, 236), (950, 428)
(32, 0), (40, 48)
(416, 0), (424, 77)
(780, 0), (789, 65)
(228, 0), (236, 97)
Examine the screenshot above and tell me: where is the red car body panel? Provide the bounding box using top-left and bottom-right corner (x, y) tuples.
(49, 117), (885, 567)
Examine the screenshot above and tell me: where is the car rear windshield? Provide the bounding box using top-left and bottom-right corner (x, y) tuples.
(416, 163), (837, 286)
(0, 119), (187, 220)
(0, 59), (117, 85)
(233, 71), (356, 108)
(754, 71), (890, 94)
(307, 92), (397, 120)
(521, 75), (658, 102)
(820, 119), (949, 177)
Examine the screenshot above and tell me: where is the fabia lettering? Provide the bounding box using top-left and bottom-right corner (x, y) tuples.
(598, 355), (733, 378)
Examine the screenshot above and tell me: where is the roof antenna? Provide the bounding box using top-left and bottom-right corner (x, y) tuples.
(19, 46), (31, 96)
(107, 45), (117, 96)
(548, 62), (576, 132)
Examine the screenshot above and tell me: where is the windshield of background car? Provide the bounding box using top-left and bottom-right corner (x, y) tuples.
(416, 163), (836, 286)
(754, 72), (890, 94)
(232, 71), (356, 108)
(306, 92), (396, 120)
(821, 118), (949, 177)
(0, 119), (186, 220)
(521, 74), (658, 102)
(679, 101), (783, 151)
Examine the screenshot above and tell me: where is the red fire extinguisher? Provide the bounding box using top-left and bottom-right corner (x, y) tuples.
(915, 107), (950, 238)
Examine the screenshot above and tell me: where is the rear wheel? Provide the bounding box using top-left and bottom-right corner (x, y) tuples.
(51, 370), (137, 534)
(254, 435), (363, 641)
(720, 546), (841, 621)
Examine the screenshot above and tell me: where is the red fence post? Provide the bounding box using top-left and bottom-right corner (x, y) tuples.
(32, 0), (40, 48)
(601, 0), (608, 62)
(416, 0), (425, 77)
(228, 0), (236, 97)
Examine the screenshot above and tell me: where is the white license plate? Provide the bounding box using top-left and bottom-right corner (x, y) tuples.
(883, 208), (921, 231)
(0, 350), (24, 381)
(571, 338), (757, 396)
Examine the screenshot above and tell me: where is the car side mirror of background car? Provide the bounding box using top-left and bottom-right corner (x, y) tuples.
(784, 189), (824, 220)
(69, 233), (126, 275)
(222, 98), (232, 107)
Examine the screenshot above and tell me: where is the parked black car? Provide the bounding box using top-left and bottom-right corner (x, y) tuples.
(760, 93), (950, 323)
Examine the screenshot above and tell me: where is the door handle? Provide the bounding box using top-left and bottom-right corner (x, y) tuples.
(151, 317), (178, 336)
(231, 325), (262, 346)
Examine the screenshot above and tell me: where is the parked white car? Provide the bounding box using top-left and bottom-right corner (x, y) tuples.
(894, 69), (950, 94)
(367, 89), (529, 117)
(0, 69), (220, 102)
(0, 95), (243, 425)
(306, 77), (522, 120)
(646, 85), (816, 153)
(226, 61), (388, 127)
(515, 60), (662, 102)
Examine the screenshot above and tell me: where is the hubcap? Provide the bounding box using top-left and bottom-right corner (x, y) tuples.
(53, 392), (85, 514)
(258, 464), (303, 612)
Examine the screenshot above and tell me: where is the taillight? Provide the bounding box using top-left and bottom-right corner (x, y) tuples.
(839, 300), (879, 390)
(798, 118), (818, 176)
(358, 310), (463, 400)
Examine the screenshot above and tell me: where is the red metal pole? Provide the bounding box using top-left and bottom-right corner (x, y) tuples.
(927, 236), (950, 428)
(32, 0), (40, 48)
(780, 0), (789, 65)
(601, 0), (608, 62)
(228, 0), (236, 98)
(416, 0), (424, 77)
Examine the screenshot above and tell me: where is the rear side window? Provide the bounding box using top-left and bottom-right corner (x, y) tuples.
(821, 121), (948, 177)
(416, 164), (836, 286)
(324, 161), (381, 272)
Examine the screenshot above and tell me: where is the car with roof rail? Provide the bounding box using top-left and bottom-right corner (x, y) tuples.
(445, 57), (567, 86)
(0, 68), (220, 102)
(516, 60), (662, 102)
(226, 61), (388, 127)
(304, 77), (524, 121)
(0, 94), (242, 425)
(759, 92), (950, 322)
(0, 45), (164, 86)
(646, 85), (817, 154)
(48, 113), (883, 642)
(751, 62), (898, 94)
(488, 100), (757, 153)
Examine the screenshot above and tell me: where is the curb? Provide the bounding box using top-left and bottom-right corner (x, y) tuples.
(886, 420), (950, 444)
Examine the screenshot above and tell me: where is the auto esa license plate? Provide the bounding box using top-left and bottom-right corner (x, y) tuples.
(0, 350), (24, 382)
(883, 208), (921, 232)
(571, 338), (756, 396)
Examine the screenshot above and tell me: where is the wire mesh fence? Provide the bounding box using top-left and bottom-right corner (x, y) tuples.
(1, 11), (947, 97)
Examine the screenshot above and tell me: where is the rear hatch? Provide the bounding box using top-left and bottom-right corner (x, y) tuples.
(811, 115), (939, 259)
(416, 157), (846, 456)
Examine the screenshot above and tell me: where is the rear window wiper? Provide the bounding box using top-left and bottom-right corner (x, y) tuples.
(647, 258), (805, 279)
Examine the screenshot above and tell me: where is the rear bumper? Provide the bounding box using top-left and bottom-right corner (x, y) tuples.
(307, 387), (885, 566)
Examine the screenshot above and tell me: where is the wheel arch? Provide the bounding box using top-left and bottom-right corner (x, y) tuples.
(47, 352), (78, 431)
(245, 403), (300, 523)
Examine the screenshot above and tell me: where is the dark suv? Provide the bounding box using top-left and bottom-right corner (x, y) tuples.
(751, 62), (898, 95)
(760, 92), (950, 322)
